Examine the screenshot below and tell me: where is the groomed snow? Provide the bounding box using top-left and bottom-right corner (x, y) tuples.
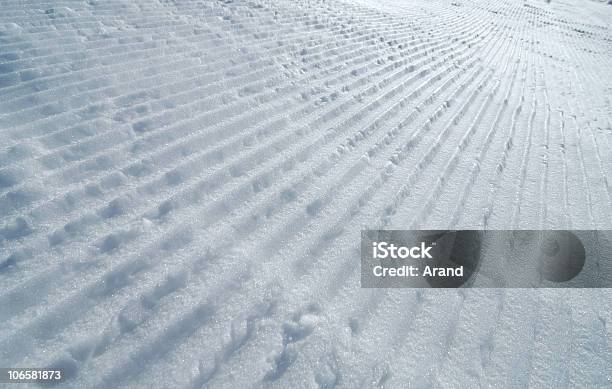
(1, 0), (611, 387)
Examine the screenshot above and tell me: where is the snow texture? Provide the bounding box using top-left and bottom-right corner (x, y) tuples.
(0, 0), (611, 388)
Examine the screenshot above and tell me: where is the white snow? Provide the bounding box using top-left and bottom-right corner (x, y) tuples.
(1, 0), (611, 388)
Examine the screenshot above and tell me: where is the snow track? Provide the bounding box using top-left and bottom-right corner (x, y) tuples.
(1, 0), (611, 388)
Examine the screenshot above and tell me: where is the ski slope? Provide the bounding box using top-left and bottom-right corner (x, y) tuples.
(1, 0), (611, 387)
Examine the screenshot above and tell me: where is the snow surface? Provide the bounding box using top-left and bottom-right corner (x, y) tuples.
(0, 0), (611, 387)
